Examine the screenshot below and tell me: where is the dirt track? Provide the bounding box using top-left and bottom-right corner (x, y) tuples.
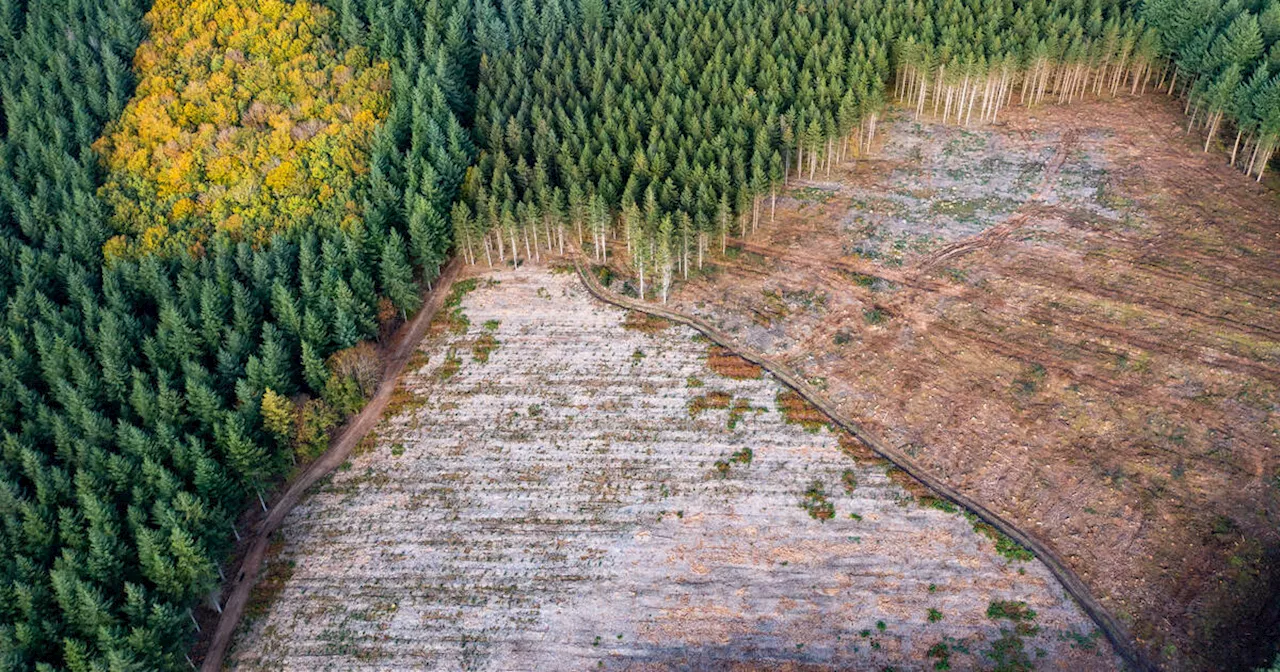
(574, 260), (1152, 672)
(654, 96), (1280, 670)
(198, 258), (461, 672)
(226, 265), (1117, 671)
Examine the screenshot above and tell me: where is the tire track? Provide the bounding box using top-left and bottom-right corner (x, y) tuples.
(197, 257), (462, 672)
(575, 259), (1156, 672)
(920, 128), (1078, 270)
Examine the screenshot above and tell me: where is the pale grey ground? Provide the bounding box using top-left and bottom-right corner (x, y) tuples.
(814, 113), (1119, 265)
(228, 268), (1118, 671)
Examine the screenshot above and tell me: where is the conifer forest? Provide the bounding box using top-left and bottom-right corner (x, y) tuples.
(0, 0), (1277, 669)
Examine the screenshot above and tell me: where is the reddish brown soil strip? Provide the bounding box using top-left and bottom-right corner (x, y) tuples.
(575, 259), (1155, 672)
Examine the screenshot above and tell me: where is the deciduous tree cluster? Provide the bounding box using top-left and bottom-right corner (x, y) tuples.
(0, 0), (1277, 669)
(94, 0), (392, 258)
(0, 0), (471, 668)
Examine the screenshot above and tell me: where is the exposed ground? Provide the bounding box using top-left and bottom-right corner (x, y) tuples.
(658, 96), (1280, 670)
(196, 260), (462, 671)
(227, 268), (1117, 670)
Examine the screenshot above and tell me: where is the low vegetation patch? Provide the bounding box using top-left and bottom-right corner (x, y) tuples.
(921, 496), (959, 513)
(471, 333), (500, 363)
(436, 348), (462, 381)
(863, 306), (890, 325)
(966, 512), (1035, 562)
(838, 433), (889, 466)
(715, 446), (756, 476)
(885, 466), (933, 500)
(434, 278), (480, 335)
(246, 533), (297, 624)
(623, 311), (673, 333)
(841, 469), (858, 493)
(688, 391), (733, 417)
(927, 641), (953, 670)
(706, 345), (763, 379)
(776, 390), (831, 433)
(727, 398), (762, 429)
(985, 600), (1041, 672)
(802, 481), (836, 521)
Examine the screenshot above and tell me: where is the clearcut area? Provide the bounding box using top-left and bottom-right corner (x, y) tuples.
(228, 267), (1116, 671)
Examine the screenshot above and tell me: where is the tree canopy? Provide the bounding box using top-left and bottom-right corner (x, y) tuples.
(0, 0), (1275, 669)
(94, 0), (392, 258)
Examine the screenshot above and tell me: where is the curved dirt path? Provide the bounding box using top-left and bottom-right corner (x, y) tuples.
(574, 260), (1155, 672)
(199, 258), (461, 672)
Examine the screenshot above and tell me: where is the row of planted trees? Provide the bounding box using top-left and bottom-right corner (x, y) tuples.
(1143, 0), (1280, 181)
(453, 0), (1280, 305)
(453, 0), (1151, 302)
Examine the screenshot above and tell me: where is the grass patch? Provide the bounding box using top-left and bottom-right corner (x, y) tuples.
(863, 307), (889, 325)
(793, 186), (836, 204)
(432, 278), (479, 335)
(245, 533), (296, 623)
(689, 391), (732, 417)
(471, 332), (500, 363)
(437, 348), (462, 381)
(921, 496), (958, 513)
(840, 269), (880, 288)
(686, 376), (704, 387)
(623, 311), (672, 333)
(706, 345), (763, 379)
(384, 382), (425, 418)
(727, 397), (763, 429)
(927, 641), (953, 670)
(838, 433), (889, 466)
(776, 390), (831, 433)
(985, 600), (1040, 672)
(987, 600), (1037, 625)
(713, 448), (752, 478)
(755, 289), (791, 325)
(1012, 362), (1047, 398)
(885, 466), (933, 500)
(351, 433), (377, 457)
(966, 512), (1035, 562)
(802, 481), (836, 521)
(841, 469), (858, 493)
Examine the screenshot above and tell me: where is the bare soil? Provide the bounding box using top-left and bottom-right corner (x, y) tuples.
(226, 268), (1117, 671)
(662, 96), (1280, 670)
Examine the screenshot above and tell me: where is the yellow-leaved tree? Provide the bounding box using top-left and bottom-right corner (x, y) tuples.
(94, 0), (390, 258)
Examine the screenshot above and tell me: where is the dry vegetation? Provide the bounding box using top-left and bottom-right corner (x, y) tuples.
(660, 96), (1280, 670)
(228, 268), (1116, 670)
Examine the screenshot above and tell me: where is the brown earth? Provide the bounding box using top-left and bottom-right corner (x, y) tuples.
(651, 96), (1280, 671)
(195, 258), (461, 671)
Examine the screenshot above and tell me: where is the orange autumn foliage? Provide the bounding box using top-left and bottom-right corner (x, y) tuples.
(94, 0), (390, 258)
